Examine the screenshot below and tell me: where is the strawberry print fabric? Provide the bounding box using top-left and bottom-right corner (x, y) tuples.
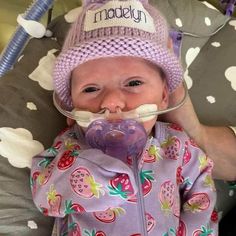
(31, 122), (218, 236)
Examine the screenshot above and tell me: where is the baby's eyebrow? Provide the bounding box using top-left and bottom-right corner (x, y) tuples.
(124, 76), (145, 80)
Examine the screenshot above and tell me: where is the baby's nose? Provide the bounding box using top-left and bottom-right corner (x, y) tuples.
(100, 89), (126, 113)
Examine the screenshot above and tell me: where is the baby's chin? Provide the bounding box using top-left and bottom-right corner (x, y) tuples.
(142, 119), (157, 136)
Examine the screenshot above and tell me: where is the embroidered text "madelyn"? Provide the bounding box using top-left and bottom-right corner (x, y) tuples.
(84, 0), (155, 33)
(94, 5), (147, 23)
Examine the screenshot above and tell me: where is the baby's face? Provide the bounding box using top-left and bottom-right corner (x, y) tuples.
(71, 56), (169, 134)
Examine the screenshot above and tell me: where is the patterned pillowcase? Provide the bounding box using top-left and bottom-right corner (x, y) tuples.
(0, 37), (64, 235)
(150, 0), (229, 69)
(188, 18), (236, 126)
(0, 1), (235, 235)
(186, 16), (236, 220)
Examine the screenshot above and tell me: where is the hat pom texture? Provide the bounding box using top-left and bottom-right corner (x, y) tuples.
(53, 0), (183, 110)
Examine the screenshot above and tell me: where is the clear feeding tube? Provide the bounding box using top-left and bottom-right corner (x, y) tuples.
(53, 81), (188, 128)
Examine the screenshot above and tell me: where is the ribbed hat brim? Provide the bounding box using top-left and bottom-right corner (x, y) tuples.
(53, 36), (183, 110)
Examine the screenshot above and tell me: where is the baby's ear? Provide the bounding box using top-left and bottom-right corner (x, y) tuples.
(160, 83), (169, 110)
(167, 37), (174, 51)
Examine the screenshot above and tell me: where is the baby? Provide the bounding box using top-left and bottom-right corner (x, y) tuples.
(31, 0), (218, 235)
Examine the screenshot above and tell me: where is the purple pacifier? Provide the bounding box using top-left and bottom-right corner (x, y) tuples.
(85, 119), (147, 162)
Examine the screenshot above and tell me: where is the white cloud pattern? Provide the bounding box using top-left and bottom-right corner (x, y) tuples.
(185, 47), (200, 68)
(211, 42), (221, 47)
(225, 66), (236, 91)
(28, 49), (57, 91)
(201, 1), (219, 11)
(175, 18), (183, 27)
(229, 20), (236, 30)
(28, 220), (38, 229)
(65, 7), (83, 23)
(0, 127), (44, 168)
(184, 69), (193, 89)
(205, 17), (212, 26)
(27, 102), (37, 110)
(206, 96), (216, 104)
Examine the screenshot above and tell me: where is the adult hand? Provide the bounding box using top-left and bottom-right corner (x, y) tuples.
(161, 83), (236, 181)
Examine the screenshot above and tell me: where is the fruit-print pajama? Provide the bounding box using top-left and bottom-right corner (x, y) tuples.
(31, 122), (218, 236)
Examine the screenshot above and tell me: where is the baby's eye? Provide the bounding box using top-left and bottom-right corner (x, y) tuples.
(82, 87), (99, 93)
(126, 80), (143, 87)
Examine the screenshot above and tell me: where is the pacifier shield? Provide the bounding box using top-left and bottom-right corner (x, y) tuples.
(85, 119), (147, 162)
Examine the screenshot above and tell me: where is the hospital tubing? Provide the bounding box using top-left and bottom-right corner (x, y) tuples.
(0, 0), (54, 77)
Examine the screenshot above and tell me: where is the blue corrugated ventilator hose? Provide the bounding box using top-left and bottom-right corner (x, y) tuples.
(0, 0), (54, 77)
(221, 0), (236, 16)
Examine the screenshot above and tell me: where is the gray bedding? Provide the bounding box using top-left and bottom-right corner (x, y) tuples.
(0, 0), (235, 235)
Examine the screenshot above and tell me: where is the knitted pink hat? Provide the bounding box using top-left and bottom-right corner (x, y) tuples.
(53, 0), (183, 110)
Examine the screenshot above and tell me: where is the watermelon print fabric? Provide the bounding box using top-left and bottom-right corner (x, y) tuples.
(31, 122), (218, 236)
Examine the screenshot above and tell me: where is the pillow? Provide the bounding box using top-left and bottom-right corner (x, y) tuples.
(0, 37), (65, 235)
(188, 18), (236, 126)
(150, 0), (229, 68)
(0, 1), (235, 235)
(187, 17), (236, 218)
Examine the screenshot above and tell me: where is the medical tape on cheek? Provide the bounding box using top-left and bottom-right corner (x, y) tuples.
(53, 92), (159, 127)
(72, 104), (159, 127)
